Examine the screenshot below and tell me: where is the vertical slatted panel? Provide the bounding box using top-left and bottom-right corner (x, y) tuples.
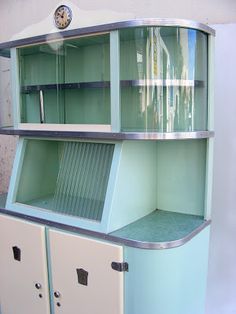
(53, 142), (114, 221)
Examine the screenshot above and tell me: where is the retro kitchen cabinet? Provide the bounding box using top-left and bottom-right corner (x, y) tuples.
(0, 18), (215, 314)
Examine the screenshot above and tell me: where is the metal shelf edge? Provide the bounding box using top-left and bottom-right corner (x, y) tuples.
(0, 129), (215, 140)
(0, 18), (215, 50)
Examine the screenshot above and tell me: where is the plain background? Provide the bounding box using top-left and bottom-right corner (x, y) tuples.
(0, 1), (236, 313)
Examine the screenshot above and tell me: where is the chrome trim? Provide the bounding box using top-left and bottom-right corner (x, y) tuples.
(0, 129), (214, 140)
(110, 18), (215, 36)
(122, 131), (214, 140)
(0, 208), (211, 250)
(39, 90), (45, 123)
(121, 79), (204, 87)
(108, 220), (211, 249)
(0, 18), (215, 49)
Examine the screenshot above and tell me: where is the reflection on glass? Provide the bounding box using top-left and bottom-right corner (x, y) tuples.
(19, 34), (110, 125)
(0, 50), (13, 128)
(120, 27), (208, 132)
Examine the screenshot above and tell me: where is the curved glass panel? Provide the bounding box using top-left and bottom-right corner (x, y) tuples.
(120, 27), (208, 132)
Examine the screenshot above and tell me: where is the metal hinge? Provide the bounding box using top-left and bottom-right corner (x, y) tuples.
(111, 262), (129, 272)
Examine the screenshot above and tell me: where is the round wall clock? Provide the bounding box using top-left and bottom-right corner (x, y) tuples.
(54, 5), (72, 29)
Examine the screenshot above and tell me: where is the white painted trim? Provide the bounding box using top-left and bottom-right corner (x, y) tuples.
(19, 123), (112, 132)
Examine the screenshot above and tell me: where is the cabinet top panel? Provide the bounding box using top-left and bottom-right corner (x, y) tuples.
(0, 18), (215, 50)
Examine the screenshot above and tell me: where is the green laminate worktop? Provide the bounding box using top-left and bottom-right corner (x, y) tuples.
(110, 209), (208, 244)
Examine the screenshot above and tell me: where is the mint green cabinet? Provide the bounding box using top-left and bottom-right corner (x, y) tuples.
(0, 19), (215, 314)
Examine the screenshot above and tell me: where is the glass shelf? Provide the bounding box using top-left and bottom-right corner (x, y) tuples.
(21, 81), (111, 93)
(21, 79), (204, 93)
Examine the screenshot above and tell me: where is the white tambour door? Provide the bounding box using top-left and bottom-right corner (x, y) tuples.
(49, 229), (124, 314)
(0, 215), (50, 314)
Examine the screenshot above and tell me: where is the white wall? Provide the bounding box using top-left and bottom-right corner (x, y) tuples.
(0, 0), (236, 43)
(206, 23), (236, 314)
(0, 1), (236, 313)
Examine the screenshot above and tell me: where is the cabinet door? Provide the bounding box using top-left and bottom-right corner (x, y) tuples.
(0, 215), (50, 314)
(49, 230), (124, 314)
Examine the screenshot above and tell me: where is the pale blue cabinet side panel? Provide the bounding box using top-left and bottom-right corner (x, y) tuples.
(107, 141), (157, 233)
(204, 35), (215, 220)
(6, 138), (26, 207)
(204, 138), (214, 220)
(110, 30), (121, 132)
(124, 227), (210, 314)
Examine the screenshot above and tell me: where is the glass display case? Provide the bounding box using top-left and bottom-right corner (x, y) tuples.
(0, 21), (211, 135)
(19, 35), (110, 130)
(120, 27), (208, 132)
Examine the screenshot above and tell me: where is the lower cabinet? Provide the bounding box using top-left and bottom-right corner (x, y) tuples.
(0, 215), (50, 314)
(49, 229), (124, 314)
(0, 215), (124, 314)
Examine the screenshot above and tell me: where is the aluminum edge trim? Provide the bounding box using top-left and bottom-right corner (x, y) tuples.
(0, 207), (211, 250)
(0, 129), (215, 140)
(109, 219), (211, 249)
(0, 18), (215, 49)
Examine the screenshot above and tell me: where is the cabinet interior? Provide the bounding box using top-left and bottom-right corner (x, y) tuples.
(14, 138), (206, 224)
(19, 34), (111, 126)
(16, 140), (114, 221)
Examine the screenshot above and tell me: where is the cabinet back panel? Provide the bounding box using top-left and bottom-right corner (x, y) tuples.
(16, 140), (59, 203)
(156, 139), (206, 215)
(64, 89), (110, 124)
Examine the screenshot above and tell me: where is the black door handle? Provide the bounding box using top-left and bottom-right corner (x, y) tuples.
(12, 246), (21, 261)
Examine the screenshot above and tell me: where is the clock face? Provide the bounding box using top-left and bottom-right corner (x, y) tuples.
(54, 5), (72, 29)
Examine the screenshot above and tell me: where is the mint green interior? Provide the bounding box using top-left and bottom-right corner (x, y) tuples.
(15, 139), (206, 222)
(19, 34), (110, 124)
(156, 139), (206, 215)
(120, 27), (208, 132)
(16, 140), (114, 221)
(111, 210), (204, 242)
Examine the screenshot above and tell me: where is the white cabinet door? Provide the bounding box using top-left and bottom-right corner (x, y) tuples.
(49, 229), (124, 314)
(0, 215), (50, 314)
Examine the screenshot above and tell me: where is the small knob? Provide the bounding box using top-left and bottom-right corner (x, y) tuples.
(35, 283), (42, 289)
(54, 291), (61, 298)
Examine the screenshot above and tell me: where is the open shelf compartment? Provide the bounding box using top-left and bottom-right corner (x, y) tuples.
(7, 138), (207, 233)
